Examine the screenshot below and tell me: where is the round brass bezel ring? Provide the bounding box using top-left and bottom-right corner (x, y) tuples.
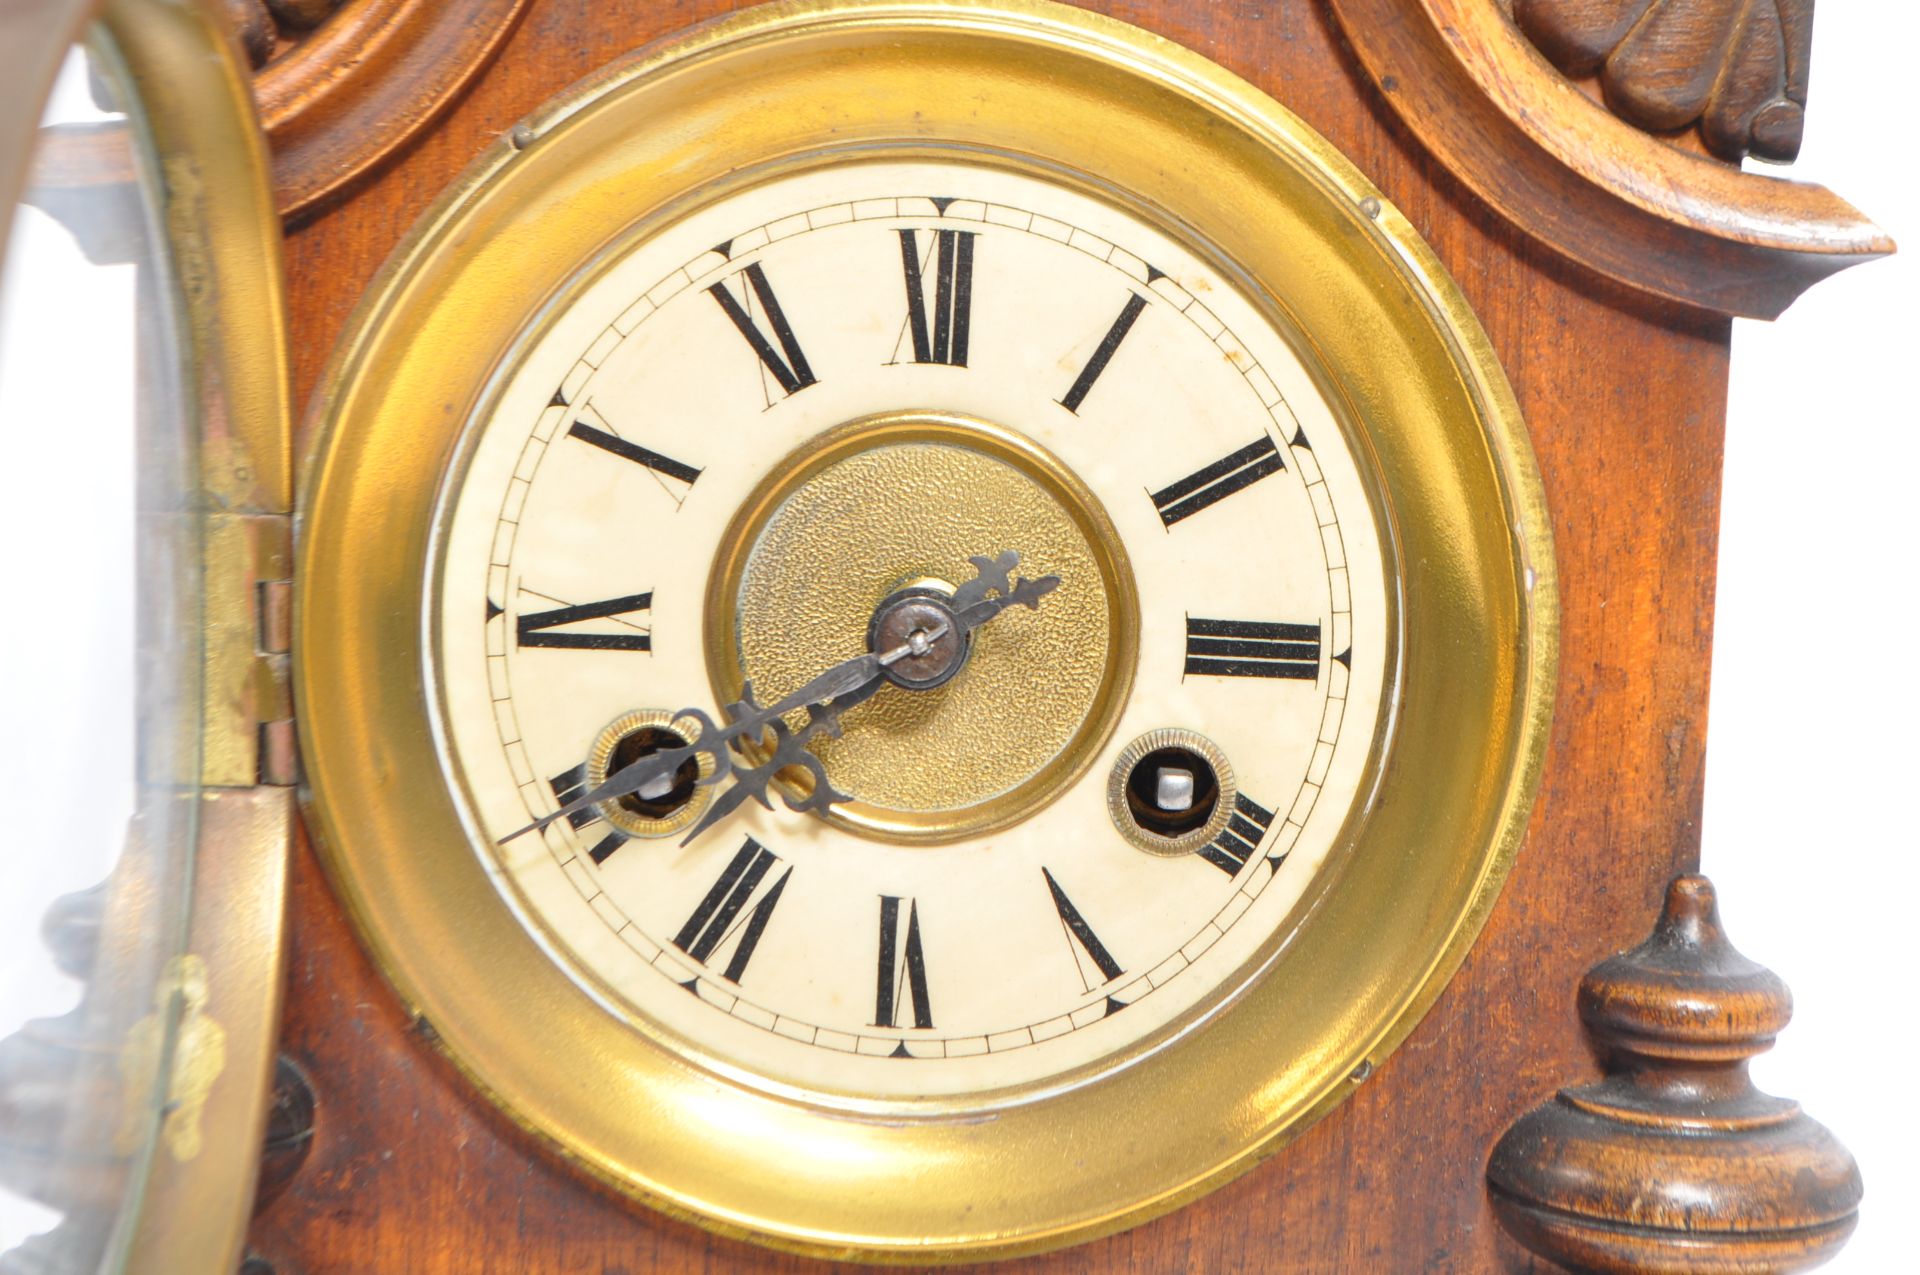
(295, 0), (1558, 1262)
(1106, 728), (1239, 858)
(585, 709), (719, 839)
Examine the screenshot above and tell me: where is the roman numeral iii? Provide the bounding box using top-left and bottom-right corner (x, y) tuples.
(516, 590), (653, 652)
(873, 896), (934, 1030)
(896, 228), (975, 366)
(1150, 435), (1285, 525)
(1184, 617), (1320, 681)
(707, 262), (817, 398)
(672, 838), (792, 984)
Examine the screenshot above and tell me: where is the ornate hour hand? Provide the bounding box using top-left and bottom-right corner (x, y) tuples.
(499, 551), (1060, 847)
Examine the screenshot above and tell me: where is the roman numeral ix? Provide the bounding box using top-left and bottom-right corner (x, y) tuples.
(707, 262), (816, 398)
(516, 590), (653, 652)
(1198, 792), (1277, 877)
(873, 896), (934, 1030)
(1150, 434), (1285, 526)
(672, 838), (792, 984)
(547, 764), (628, 865)
(895, 228), (975, 366)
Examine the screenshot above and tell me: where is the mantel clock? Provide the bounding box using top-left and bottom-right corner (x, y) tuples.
(0, 0), (1888, 1272)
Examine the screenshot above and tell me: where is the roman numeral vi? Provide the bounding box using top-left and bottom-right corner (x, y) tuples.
(873, 896), (934, 1030)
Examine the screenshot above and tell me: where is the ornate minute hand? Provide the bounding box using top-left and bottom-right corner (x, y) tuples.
(498, 551), (1059, 847)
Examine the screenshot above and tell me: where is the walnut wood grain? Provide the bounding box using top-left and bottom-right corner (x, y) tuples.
(1514, 0), (1815, 164)
(1327, 0), (1890, 318)
(252, 2), (1742, 1270)
(1488, 875), (1860, 1273)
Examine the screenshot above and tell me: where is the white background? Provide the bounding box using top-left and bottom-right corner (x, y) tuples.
(1703, 6), (1917, 1272)
(1, 5), (1916, 1268)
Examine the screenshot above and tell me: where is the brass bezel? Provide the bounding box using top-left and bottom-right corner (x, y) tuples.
(296, 0), (1557, 1261)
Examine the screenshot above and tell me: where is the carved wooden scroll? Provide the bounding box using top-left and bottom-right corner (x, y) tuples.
(1325, 0), (1891, 318)
(1514, 0), (1814, 163)
(1488, 875), (1860, 1273)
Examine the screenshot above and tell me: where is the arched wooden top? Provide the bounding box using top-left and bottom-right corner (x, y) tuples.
(1327, 0), (1892, 318)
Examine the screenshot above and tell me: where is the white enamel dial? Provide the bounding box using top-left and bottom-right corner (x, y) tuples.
(433, 159), (1390, 1100)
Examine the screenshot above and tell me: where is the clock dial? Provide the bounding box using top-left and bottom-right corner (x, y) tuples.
(434, 160), (1388, 1098)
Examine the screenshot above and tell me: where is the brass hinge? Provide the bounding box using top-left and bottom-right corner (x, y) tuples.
(204, 511), (296, 789)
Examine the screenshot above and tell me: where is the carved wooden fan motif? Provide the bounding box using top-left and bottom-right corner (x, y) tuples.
(1514, 0), (1813, 162)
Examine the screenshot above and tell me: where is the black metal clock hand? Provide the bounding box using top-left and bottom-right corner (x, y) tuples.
(498, 550), (1060, 847)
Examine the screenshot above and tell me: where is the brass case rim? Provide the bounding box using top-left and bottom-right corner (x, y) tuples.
(295, 0), (1557, 1261)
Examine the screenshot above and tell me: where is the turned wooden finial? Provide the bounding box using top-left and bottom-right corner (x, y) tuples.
(1488, 874), (1861, 1274)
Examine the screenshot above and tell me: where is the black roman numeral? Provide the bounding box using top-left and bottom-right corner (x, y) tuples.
(895, 229), (975, 366)
(516, 590), (653, 652)
(1198, 792), (1277, 877)
(547, 764), (627, 864)
(1184, 617), (1320, 681)
(1043, 868), (1123, 990)
(1151, 435), (1285, 526)
(707, 262), (817, 398)
(672, 838), (791, 984)
(568, 422), (702, 486)
(873, 896), (933, 1030)
(1058, 293), (1148, 413)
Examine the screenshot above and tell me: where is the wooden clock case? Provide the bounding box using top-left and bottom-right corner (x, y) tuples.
(207, 1), (1886, 1271)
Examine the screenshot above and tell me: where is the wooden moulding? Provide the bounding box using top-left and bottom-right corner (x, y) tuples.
(1488, 875), (1861, 1274)
(250, 0), (531, 219)
(1324, 0), (1893, 319)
